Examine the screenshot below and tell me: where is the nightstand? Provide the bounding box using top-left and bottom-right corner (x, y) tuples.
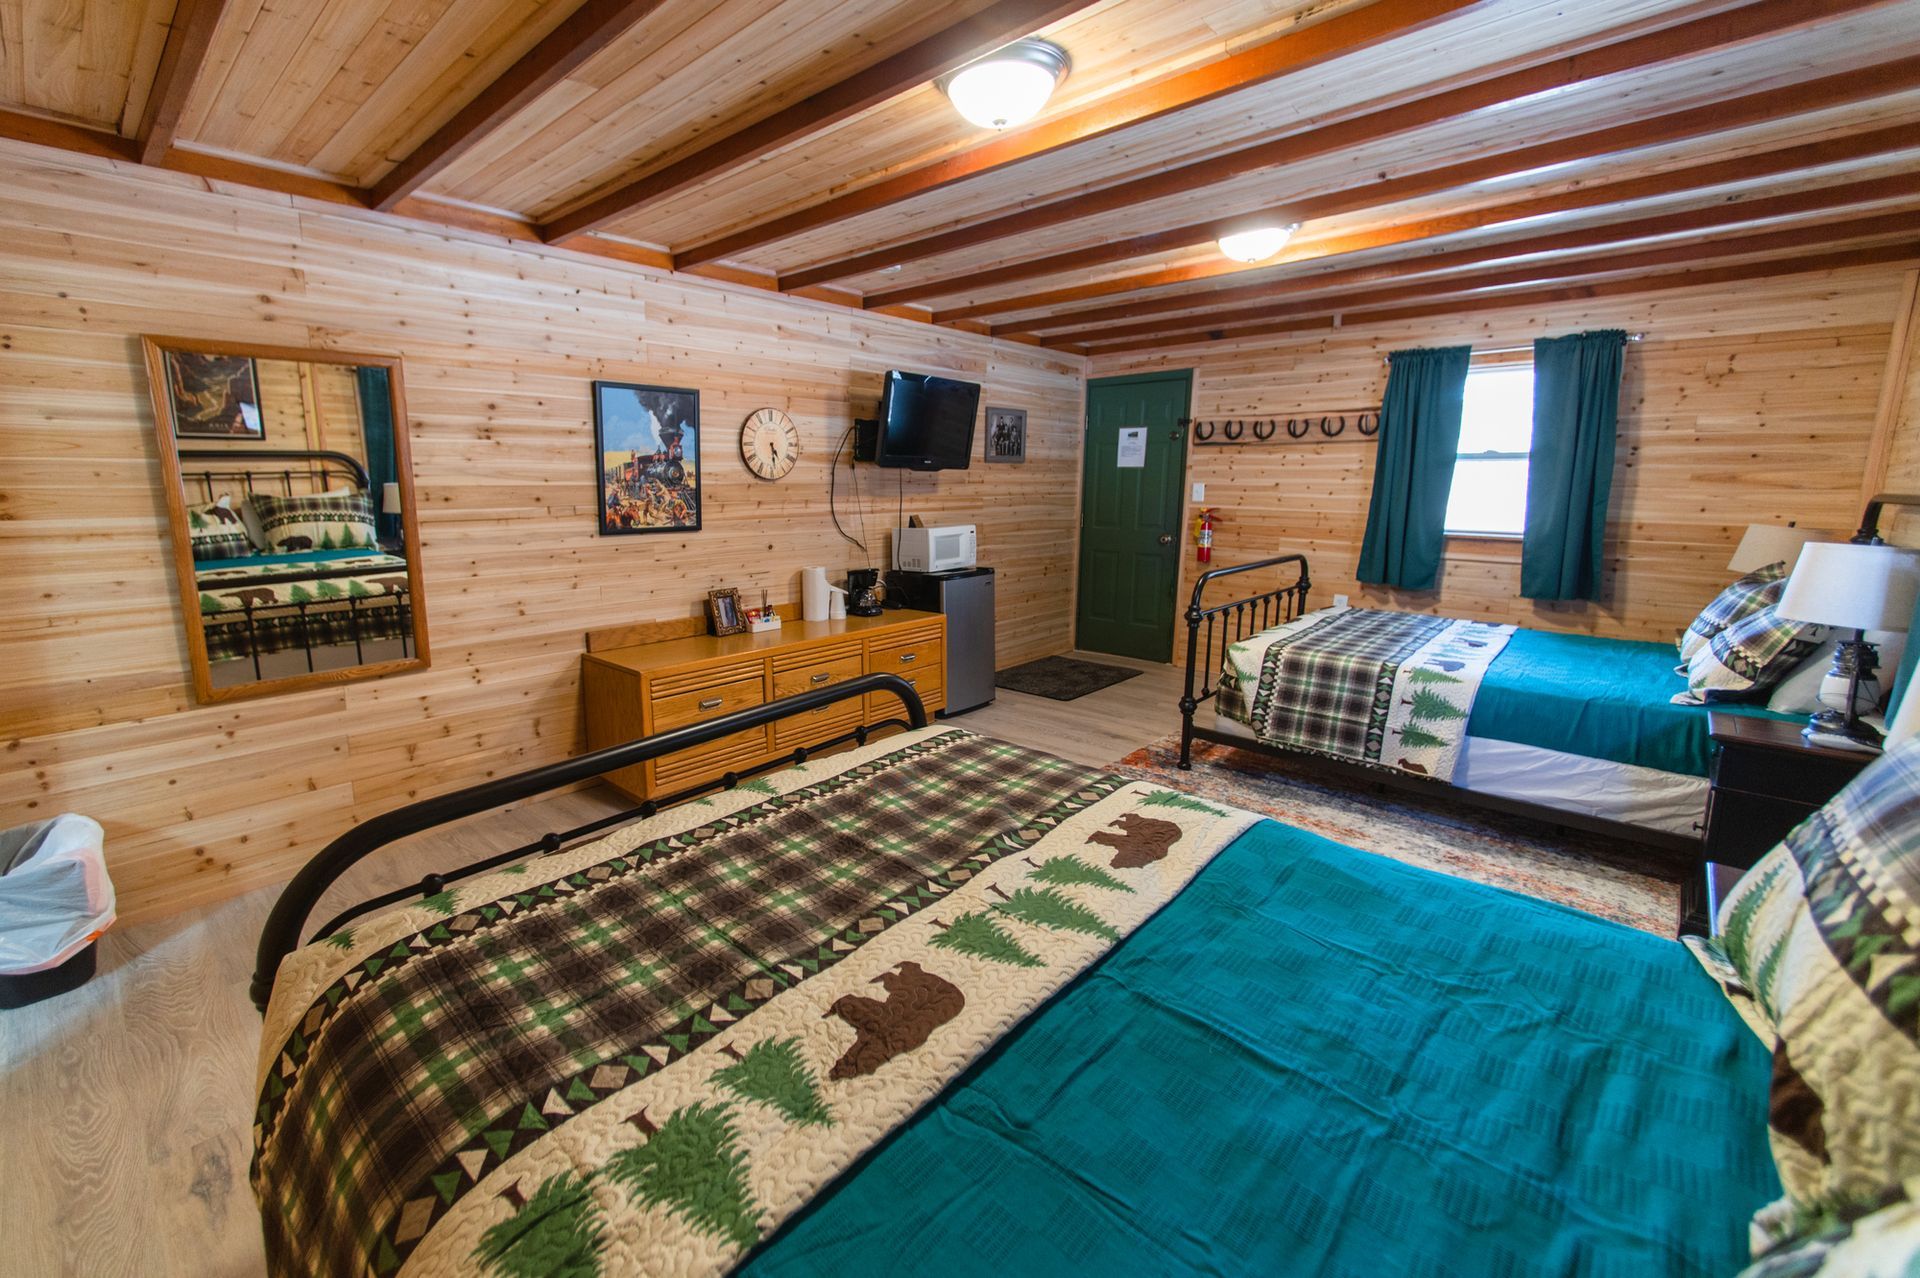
(1680, 712), (1875, 934)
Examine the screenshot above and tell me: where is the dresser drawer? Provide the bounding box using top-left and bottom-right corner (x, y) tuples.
(1703, 788), (1818, 867)
(650, 669), (765, 734)
(651, 729), (772, 792)
(1710, 740), (1868, 807)
(772, 650), (865, 700)
(866, 672), (941, 721)
(867, 633), (944, 682)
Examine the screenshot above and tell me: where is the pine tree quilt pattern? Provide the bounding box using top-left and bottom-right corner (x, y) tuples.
(250, 727), (1261, 1277)
(1220, 608), (1514, 780)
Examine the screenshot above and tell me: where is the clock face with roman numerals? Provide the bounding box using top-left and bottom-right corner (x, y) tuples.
(740, 408), (800, 481)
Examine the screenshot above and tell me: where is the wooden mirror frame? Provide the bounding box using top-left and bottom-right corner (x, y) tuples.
(142, 335), (431, 704)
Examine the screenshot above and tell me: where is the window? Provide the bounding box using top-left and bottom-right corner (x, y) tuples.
(1444, 363), (1534, 537)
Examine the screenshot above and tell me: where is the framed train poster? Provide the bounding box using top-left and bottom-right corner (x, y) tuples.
(594, 381), (701, 535)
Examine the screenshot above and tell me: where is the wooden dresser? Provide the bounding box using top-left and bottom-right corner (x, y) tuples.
(581, 610), (947, 801)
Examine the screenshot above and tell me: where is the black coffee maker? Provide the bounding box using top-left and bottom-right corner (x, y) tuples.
(845, 568), (884, 616)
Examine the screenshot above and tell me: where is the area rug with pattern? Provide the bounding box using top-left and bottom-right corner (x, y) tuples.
(994, 655), (1142, 701)
(1107, 733), (1684, 935)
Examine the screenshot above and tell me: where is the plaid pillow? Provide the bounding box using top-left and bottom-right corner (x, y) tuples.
(1675, 602), (1825, 704)
(1681, 563), (1790, 662)
(1712, 739), (1920, 1249)
(185, 497), (252, 562)
(249, 491), (378, 554)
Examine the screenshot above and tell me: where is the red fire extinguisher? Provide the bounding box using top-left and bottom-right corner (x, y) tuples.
(1195, 508), (1219, 563)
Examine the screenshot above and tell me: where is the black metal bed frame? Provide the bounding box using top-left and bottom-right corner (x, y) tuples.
(1176, 552), (1702, 871)
(250, 674), (928, 1011)
(181, 448), (407, 677)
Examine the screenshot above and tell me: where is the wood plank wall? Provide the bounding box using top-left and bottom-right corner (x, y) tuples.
(1091, 267), (1912, 659)
(0, 141), (1087, 924)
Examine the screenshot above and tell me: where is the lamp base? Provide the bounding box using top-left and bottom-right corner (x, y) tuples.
(1802, 708), (1884, 752)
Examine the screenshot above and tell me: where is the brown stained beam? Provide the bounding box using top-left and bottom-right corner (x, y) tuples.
(944, 124), (1920, 327)
(370, 0), (675, 211)
(1053, 212), (1920, 348)
(779, 0), (1901, 295)
(1013, 171), (1920, 339)
(672, 0), (1492, 269)
(1079, 241), (1920, 356)
(867, 51), (1920, 309)
(539, 0), (1102, 243)
(136, 0), (230, 166)
(0, 108), (138, 161)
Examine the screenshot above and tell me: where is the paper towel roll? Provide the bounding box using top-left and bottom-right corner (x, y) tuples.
(801, 567), (831, 621)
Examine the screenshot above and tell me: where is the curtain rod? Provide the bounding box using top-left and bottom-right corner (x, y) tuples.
(1382, 333), (1644, 363)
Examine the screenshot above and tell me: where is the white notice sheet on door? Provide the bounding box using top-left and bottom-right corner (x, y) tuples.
(1116, 427), (1146, 468)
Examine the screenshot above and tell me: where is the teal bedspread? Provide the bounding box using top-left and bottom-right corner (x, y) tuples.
(1467, 628), (1795, 776)
(742, 821), (1778, 1278)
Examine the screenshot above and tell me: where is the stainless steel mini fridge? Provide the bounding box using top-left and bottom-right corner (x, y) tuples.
(884, 567), (994, 716)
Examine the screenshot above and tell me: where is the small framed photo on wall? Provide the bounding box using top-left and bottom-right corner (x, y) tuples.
(983, 406), (1026, 464)
(166, 351), (264, 439)
(594, 381), (701, 535)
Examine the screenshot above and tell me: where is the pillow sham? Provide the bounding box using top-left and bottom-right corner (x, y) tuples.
(1681, 563), (1791, 662)
(249, 491), (378, 554)
(185, 496), (252, 562)
(1676, 602), (1826, 704)
(1715, 738), (1920, 1231)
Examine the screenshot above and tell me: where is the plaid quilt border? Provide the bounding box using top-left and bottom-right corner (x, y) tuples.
(1246, 609), (1451, 762)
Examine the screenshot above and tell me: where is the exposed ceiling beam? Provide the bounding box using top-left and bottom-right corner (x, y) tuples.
(779, 0), (1902, 294)
(864, 52), (1920, 309)
(370, 0), (675, 212)
(538, 0), (1102, 243)
(135, 0), (229, 166)
(941, 125), (1920, 326)
(1, 107), (138, 162)
(672, 0), (1494, 269)
(1052, 211), (1920, 348)
(1008, 171), (1920, 338)
(1078, 241), (1920, 356)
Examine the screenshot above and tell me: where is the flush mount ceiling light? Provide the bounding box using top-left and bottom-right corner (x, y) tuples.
(1217, 224), (1300, 264)
(938, 38), (1070, 130)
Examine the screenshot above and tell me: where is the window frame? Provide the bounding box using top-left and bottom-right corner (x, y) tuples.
(1443, 357), (1536, 541)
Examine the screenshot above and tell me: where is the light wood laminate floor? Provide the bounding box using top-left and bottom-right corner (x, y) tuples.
(0, 653), (1183, 1278)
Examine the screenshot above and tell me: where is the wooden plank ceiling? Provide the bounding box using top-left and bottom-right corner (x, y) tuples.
(3, 0), (1918, 351)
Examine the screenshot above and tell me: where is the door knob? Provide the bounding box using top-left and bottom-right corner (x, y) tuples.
(1157, 533), (1173, 545)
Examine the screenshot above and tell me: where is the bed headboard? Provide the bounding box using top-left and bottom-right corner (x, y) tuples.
(176, 448), (370, 504)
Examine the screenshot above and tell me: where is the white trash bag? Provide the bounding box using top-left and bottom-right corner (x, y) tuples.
(0, 814), (115, 975)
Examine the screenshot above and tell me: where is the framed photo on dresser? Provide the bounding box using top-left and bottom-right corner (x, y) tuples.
(594, 381), (701, 535)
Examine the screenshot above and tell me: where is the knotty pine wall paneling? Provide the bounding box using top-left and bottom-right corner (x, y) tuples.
(0, 142), (1086, 923)
(1090, 267), (1911, 659)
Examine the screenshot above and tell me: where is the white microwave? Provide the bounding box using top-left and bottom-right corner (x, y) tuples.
(894, 525), (977, 573)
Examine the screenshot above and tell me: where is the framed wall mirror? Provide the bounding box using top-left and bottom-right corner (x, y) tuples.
(142, 336), (430, 703)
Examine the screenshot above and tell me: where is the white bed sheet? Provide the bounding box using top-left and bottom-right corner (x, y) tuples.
(1207, 709), (1706, 837)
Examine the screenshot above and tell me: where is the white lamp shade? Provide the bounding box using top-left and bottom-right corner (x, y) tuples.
(939, 40), (1069, 130)
(1777, 542), (1920, 632)
(1217, 224), (1297, 264)
(1727, 523), (1838, 573)
(381, 481), (402, 515)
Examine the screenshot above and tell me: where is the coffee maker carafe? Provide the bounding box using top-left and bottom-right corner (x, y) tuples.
(845, 568), (884, 616)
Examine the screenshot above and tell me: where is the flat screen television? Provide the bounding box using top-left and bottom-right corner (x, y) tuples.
(875, 371), (980, 470)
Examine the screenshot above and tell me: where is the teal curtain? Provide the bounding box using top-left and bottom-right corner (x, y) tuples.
(356, 366), (399, 540)
(1886, 587), (1920, 723)
(1520, 329), (1627, 601)
(1357, 345), (1471, 591)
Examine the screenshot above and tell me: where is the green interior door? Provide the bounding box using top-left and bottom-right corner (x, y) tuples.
(1075, 371), (1192, 662)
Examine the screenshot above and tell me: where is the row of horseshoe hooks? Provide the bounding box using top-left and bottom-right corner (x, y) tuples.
(1181, 408), (1383, 445)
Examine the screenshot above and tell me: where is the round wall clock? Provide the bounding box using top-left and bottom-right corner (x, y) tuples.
(740, 408), (800, 481)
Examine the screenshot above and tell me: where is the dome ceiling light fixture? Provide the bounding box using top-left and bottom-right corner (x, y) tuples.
(1217, 223), (1300, 264)
(937, 38), (1071, 131)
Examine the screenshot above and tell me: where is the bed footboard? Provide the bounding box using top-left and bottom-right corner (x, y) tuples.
(250, 674), (927, 1011)
(1179, 554), (1311, 768)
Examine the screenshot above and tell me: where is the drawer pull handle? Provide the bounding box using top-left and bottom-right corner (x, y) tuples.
(904, 677), (916, 686)
(698, 696), (724, 710)
(809, 672), (831, 684)
(898, 653), (917, 663)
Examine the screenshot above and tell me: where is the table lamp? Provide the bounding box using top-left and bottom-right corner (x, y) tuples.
(1727, 523), (1838, 573)
(1777, 542), (1920, 746)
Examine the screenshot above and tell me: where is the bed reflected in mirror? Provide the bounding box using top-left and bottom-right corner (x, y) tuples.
(142, 337), (429, 703)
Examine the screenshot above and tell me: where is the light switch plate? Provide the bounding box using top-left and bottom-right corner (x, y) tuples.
(1333, 594), (1351, 608)
(1191, 482), (1205, 502)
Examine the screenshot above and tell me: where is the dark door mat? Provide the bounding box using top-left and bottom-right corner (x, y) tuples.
(995, 655), (1142, 701)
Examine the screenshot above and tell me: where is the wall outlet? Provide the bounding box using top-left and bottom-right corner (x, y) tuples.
(1333, 593), (1351, 609)
(1191, 482), (1205, 502)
